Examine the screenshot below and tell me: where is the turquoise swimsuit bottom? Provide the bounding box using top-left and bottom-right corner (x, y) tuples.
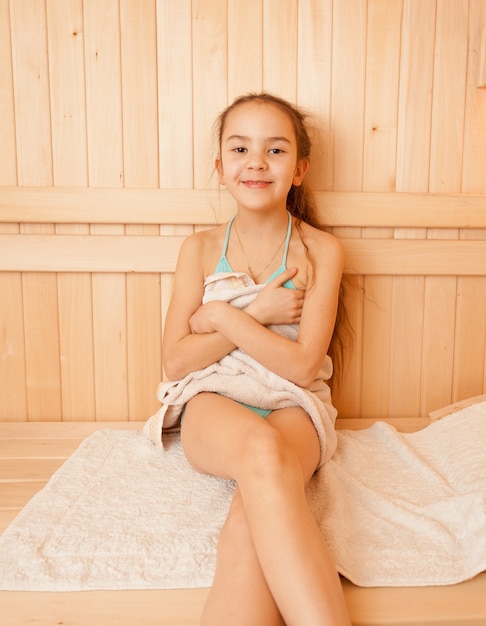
(213, 211), (296, 418)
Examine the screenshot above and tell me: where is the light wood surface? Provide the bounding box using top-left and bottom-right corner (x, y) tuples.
(1, 191), (485, 423)
(1, 419), (485, 626)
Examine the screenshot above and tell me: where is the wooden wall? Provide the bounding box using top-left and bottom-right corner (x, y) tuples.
(1, 0), (486, 191)
(1, 0), (486, 423)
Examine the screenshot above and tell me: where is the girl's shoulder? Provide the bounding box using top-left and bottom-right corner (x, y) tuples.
(178, 222), (229, 274)
(298, 221), (345, 264)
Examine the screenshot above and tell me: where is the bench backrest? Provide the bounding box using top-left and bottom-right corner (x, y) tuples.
(1, 188), (485, 422)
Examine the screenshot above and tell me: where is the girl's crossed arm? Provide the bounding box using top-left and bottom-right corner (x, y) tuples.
(163, 229), (344, 388)
(162, 234), (305, 381)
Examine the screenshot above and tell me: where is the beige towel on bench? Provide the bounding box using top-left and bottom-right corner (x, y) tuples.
(0, 402), (484, 590)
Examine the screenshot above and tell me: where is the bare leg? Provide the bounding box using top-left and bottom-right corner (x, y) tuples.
(181, 393), (351, 626)
(201, 487), (285, 626)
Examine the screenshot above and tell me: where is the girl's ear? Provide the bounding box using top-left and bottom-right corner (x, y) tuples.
(215, 158), (225, 185)
(292, 159), (309, 187)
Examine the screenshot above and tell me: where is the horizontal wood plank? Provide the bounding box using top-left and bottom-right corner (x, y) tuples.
(1, 188), (485, 227)
(1, 233), (485, 275)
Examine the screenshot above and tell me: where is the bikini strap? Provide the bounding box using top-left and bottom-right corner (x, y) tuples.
(220, 215), (236, 259)
(281, 211), (293, 265)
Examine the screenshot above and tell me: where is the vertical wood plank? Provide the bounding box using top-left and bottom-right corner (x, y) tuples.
(0, 0), (17, 184)
(331, 0), (367, 191)
(47, 3), (92, 422)
(453, 276), (486, 400)
(360, 276), (393, 418)
(121, 2), (161, 420)
(9, 0), (53, 185)
(396, 0), (436, 192)
(0, 273), (27, 420)
(429, 0), (468, 193)
(91, 226), (128, 421)
(192, 0), (228, 188)
(10, 0), (57, 420)
(57, 267), (96, 422)
(389, 275), (425, 417)
(120, 0), (159, 188)
(363, 0), (402, 192)
(21, 266), (62, 421)
(297, 0), (333, 191)
(83, 0), (123, 187)
(46, 0), (88, 186)
(462, 0), (486, 192)
(228, 0), (263, 100)
(421, 275), (456, 415)
(263, 0), (298, 100)
(156, 0), (193, 188)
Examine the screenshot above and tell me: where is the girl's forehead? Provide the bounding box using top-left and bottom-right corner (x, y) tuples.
(222, 102), (296, 140)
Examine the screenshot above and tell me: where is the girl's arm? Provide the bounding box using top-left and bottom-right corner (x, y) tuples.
(162, 234), (306, 381)
(188, 230), (344, 388)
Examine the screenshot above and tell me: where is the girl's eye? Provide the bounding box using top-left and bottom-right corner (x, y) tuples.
(269, 148), (284, 154)
(232, 147), (246, 153)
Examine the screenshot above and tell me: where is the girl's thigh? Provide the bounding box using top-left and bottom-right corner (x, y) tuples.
(266, 408), (320, 485)
(180, 392), (270, 480)
(181, 393), (320, 483)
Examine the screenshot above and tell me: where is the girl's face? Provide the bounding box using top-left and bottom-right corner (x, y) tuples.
(216, 101), (308, 213)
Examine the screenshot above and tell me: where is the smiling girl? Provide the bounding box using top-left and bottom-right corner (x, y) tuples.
(161, 93), (351, 626)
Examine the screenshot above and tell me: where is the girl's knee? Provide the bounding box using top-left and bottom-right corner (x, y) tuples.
(243, 425), (299, 483)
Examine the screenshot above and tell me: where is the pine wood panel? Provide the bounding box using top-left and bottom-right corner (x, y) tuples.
(2, 188), (486, 227)
(363, 0), (402, 192)
(46, 0), (88, 187)
(429, 0), (468, 193)
(462, 0), (486, 192)
(227, 0), (263, 100)
(156, 0), (193, 188)
(1, 1), (486, 193)
(396, 0), (436, 192)
(0, 0), (17, 185)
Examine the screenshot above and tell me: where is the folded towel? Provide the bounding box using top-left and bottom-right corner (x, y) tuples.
(0, 401), (485, 590)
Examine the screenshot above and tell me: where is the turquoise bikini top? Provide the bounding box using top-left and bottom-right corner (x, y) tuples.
(214, 211), (296, 289)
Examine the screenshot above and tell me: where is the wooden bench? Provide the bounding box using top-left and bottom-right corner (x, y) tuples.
(1, 188), (485, 625)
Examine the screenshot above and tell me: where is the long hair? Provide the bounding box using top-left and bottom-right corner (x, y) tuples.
(214, 92), (352, 387)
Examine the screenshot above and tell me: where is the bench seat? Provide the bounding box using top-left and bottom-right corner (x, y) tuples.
(1, 418), (485, 626)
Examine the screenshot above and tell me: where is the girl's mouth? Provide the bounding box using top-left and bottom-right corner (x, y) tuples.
(242, 180), (271, 188)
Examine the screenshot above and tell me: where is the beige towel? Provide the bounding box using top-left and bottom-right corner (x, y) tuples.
(144, 272), (337, 468)
(0, 401), (485, 590)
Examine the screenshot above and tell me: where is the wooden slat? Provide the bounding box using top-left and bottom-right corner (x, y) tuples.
(84, 0), (123, 187)
(0, 0), (17, 185)
(156, 0), (193, 188)
(1, 188), (486, 227)
(363, 0), (401, 192)
(120, 0), (159, 188)
(396, 0), (436, 192)
(429, 0), (468, 193)
(1, 234), (485, 276)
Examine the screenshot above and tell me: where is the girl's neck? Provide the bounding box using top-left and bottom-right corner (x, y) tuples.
(234, 207), (289, 236)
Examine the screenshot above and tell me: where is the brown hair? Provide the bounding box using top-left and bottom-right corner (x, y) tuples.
(215, 92), (352, 387)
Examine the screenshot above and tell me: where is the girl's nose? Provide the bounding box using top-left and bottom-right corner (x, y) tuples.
(247, 152), (266, 170)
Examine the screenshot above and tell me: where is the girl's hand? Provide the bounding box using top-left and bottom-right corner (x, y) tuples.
(246, 268), (305, 326)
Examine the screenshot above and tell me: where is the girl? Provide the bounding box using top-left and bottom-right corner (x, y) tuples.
(162, 93), (351, 626)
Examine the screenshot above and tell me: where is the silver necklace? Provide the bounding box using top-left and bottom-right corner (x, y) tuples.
(233, 219), (287, 281)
